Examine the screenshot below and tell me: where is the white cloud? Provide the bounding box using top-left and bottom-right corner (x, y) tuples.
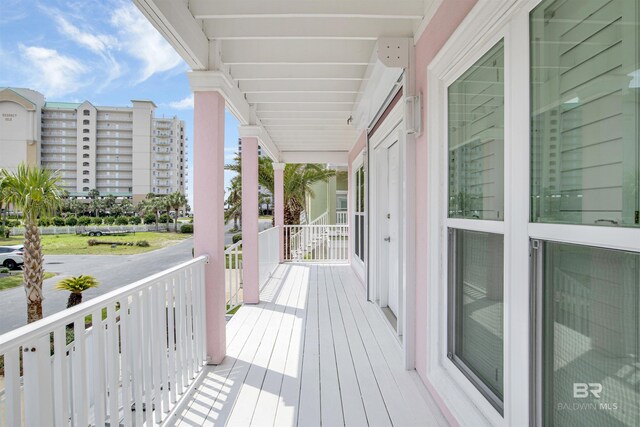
(110, 3), (185, 83)
(19, 45), (89, 98)
(51, 11), (122, 88)
(167, 94), (194, 110)
(53, 14), (117, 55)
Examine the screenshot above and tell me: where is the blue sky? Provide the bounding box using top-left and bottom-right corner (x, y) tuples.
(0, 0), (240, 205)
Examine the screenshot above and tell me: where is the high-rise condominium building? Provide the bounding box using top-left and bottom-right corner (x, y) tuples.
(0, 87), (186, 203)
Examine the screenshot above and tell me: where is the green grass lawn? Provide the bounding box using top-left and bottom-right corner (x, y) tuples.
(0, 272), (56, 291)
(0, 232), (191, 255)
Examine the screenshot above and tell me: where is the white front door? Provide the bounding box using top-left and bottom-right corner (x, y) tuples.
(386, 141), (400, 316)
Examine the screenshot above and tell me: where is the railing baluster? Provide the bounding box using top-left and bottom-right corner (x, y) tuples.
(73, 318), (89, 427)
(185, 267), (194, 380)
(131, 293), (144, 427)
(160, 278), (171, 412)
(119, 297), (133, 426)
(91, 307), (106, 426)
(151, 284), (164, 423)
(141, 287), (154, 426)
(175, 274), (185, 395)
(4, 348), (21, 426)
(53, 326), (69, 427)
(167, 275), (177, 404)
(106, 302), (120, 427)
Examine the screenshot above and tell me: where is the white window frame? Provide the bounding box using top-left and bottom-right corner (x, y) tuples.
(351, 152), (366, 282)
(426, 0), (640, 426)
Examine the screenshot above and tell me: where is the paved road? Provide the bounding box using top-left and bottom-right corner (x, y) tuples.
(0, 237), (195, 334)
(0, 219), (274, 334)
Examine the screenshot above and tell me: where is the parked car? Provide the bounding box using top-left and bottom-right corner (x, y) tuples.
(0, 245), (24, 270)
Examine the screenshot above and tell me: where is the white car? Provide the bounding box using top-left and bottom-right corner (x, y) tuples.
(0, 245), (24, 270)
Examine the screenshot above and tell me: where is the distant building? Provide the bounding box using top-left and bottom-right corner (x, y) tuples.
(0, 87), (186, 203)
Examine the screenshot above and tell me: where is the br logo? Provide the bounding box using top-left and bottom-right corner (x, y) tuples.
(573, 383), (602, 399)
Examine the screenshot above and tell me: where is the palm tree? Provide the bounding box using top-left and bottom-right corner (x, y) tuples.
(1, 164), (64, 323)
(224, 176), (242, 230)
(167, 191), (188, 232)
(224, 155), (336, 226)
(55, 275), (99, 308)
(88, 188), (100, 217)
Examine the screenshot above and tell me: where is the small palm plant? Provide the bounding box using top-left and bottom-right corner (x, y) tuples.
(55, 275), (99, 308)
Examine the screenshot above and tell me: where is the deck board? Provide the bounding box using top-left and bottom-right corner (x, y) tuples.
(173, 264), (449, 427)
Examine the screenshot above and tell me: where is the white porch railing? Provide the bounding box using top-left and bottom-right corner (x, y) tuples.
(283, 225), (349, 263)
(258, 227), (280, 288)
(309, 211), (329, 226)
(0, 257), (207, 427)
(336, 211), (348, 225)
(224, 241), (243, 314)
(225, 226), (281, 314)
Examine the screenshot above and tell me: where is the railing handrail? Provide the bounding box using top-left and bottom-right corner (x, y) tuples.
(308, 211), (329, 226)
(0, 255), (208, 353)
(224, 240), (243, 253)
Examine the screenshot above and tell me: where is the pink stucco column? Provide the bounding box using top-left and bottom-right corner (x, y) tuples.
(241, 136), (260, 304)
(193, 91), (226, 364)
(273, 162), (285, 262)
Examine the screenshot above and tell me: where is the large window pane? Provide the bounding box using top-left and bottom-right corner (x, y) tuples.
(449, 229), (504, 411)
(531, 0), (640, 227)
(448, 41), (505, 220)
(541, 242), (639, 426)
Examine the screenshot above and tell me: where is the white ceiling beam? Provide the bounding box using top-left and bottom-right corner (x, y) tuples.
(222, 40), (374, 65)
(203, 18), (415, 40)
(246, 92), (357, 104)
(258, 111), (350, 119)
(280, 151), (349, 164)
(263, 124), (352, 130)
(230, 64), (367, 80)
(265, 126), (355, 132)
(239, 80), (362, 93)
(262, 119), (348, 123)
(189, 0), (425, 19)
(134, 0), (208, 69)
(256, 103), (354, 112)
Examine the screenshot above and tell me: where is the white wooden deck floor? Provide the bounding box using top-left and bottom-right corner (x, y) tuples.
(172, 264), (448, 427)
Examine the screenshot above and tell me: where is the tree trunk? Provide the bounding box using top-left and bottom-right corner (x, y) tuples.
(283, 203), (302, 259)
(23, 222), (45, 324)
(174, 211), (178, 233)
(67, 292), (83, 308)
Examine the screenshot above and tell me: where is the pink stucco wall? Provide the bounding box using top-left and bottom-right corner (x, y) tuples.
(413, 0), (478, 424)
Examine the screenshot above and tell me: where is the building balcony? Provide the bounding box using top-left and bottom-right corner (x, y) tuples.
(96, 165), (129, 171)
(41, 131), (74, 137)
(42, 122), (77, 129)
(96, 140), (131, 147)
(41, 155), (76, 162)
(96, 149), (133, 155)
(97, 132), (132, 139)
(96, 173), (132, 179)
(97, 156), (132, 163)
(154, 155), (171, 162)
(42, 113), (76, 120)
(96, 125), (133, 131)
(41, 148), (77, 154)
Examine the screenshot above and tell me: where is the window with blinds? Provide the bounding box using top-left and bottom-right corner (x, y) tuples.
(531, 0), (640, 227)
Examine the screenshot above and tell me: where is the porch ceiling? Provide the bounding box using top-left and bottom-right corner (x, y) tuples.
(134, 0), (440, 159)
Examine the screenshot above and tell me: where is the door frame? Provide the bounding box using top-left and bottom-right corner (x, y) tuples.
(369, 100), (406, 342)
